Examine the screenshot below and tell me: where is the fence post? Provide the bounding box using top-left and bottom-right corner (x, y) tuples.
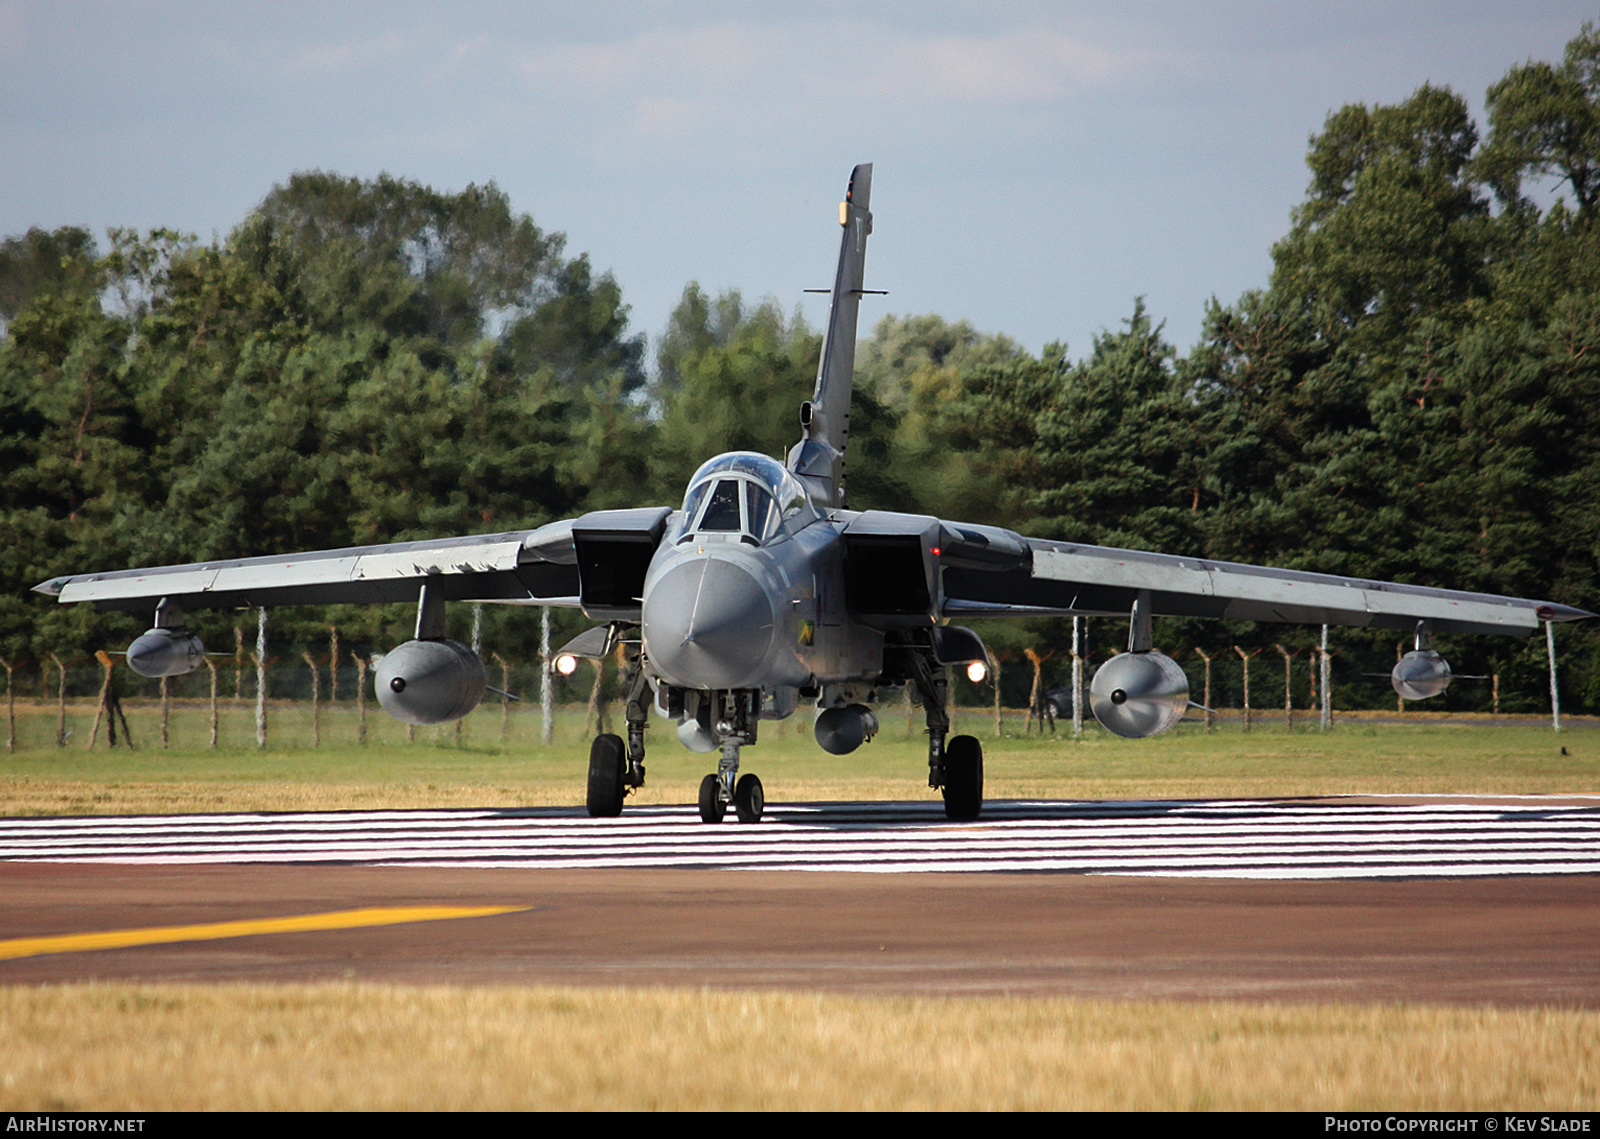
(1547, 620), (1562, 732)
(254, 608), (267, 748)
(1320, 625), (1332, 730)
(1071, 616), (1083, 740)
(89, 652), (111, 749)
(354, 654), (369, 745)
(48, 652), (66, 747)
(303, 651), (321, 748)
(0, 656), (13, 752)
(205, 658), (219, 748)
(1024, 648), (1054, 735)
(1234, 646), (1261, 732)
(990, 651), (1002, 738)
(492, 653), (511, 742)
(1274, 644), (1296, 730)
(1193, 648), (1214, 731)
(540, 607), (553, 745)
(587, 657), (605, 735)
(329, 627), (340, 706)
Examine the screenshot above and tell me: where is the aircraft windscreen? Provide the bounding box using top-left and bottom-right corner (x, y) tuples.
(697, 480), (743, 531)
(745, 481), (780, 539)
(681, 452), (810, 542)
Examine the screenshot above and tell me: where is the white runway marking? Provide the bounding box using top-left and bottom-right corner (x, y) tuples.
(2, 798), (1599, 879)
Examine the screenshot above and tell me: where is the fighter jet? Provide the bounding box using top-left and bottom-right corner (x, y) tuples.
(34, 165), (1593, 823)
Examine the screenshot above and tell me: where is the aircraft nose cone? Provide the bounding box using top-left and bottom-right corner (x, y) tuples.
(644, 556), (777, 689)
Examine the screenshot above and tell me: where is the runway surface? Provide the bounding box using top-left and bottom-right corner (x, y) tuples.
(2, 796), (1597, 1003)
(2, 795), (1599, 878)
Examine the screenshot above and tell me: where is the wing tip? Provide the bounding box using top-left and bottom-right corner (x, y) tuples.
(1537, 602), (1595, 623)
(32, 578), (65, 598)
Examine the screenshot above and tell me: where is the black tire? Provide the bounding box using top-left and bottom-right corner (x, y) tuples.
(941, 735), (983, 821)
(586, 734), (626, 818)
(733, 773), (765, 824)
(698, 773), (726, 824)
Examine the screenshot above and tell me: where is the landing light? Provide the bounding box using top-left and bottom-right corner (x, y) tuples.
(966, 660), (989, 684)
(554, 653), (579, 677)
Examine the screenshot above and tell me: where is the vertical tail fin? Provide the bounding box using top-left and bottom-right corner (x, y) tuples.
(787, 163), (873, 509)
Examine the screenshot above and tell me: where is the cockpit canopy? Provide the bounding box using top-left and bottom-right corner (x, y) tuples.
(681, 452), (813, 545)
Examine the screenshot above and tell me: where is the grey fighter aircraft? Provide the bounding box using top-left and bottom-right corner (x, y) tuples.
(35, 165), (1593, 823)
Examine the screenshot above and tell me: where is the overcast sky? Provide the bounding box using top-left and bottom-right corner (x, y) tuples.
(2, 2), (1594, 362)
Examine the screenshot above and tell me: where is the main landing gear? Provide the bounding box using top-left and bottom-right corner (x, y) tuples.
(584, 649), (649, 818)
(584, 653), (977, 823)
(909, 653), (984, 821)
(941, 733), (983, 821)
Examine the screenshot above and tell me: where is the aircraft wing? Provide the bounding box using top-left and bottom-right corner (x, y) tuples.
(32, 519), (586, 614)
(840, 512), (1591, 637)
(938, 526), (1591, 636)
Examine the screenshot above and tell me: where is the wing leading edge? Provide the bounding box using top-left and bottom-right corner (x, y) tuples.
(32, 520), (584, 614)
(932, 524), (1592, 637)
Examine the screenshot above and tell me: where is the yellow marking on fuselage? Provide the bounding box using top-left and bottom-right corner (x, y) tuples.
(0, 905), (529, 961)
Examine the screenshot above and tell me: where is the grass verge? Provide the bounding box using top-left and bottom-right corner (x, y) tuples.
(2, 984), (1597, 1111)
(0, 707), (1595, 815)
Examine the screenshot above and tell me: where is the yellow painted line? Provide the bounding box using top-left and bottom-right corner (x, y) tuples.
(0, 905), (530, 961)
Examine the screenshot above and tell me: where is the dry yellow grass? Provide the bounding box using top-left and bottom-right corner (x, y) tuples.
(0, 983), (1595, 1111)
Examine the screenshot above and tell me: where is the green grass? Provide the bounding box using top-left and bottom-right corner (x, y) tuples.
(0, 697), (1594, 814)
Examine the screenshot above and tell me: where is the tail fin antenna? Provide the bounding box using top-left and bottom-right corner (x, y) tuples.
(788, 163), (873, 509)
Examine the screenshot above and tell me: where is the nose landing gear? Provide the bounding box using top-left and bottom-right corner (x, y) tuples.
(697, 765), (765, 824)
(694, 689), (765, 824)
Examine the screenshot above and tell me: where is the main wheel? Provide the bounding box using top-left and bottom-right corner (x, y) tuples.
(586, 734), (626, 818)
(941, 735), (983, 821)
(698, 773), (726, 823)
(733, 773), (765, 824)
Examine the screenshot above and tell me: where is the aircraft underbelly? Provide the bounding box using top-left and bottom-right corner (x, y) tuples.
(798, 619), (884, 683)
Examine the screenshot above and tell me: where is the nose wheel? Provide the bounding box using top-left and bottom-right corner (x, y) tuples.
(697, 735), (764, 824)
(734, 774), (764, 823)
(697, 773), (725, 823)
(698, 771), (764, 824)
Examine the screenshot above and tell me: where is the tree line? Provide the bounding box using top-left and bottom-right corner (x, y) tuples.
(4, 24), (1600, 714)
